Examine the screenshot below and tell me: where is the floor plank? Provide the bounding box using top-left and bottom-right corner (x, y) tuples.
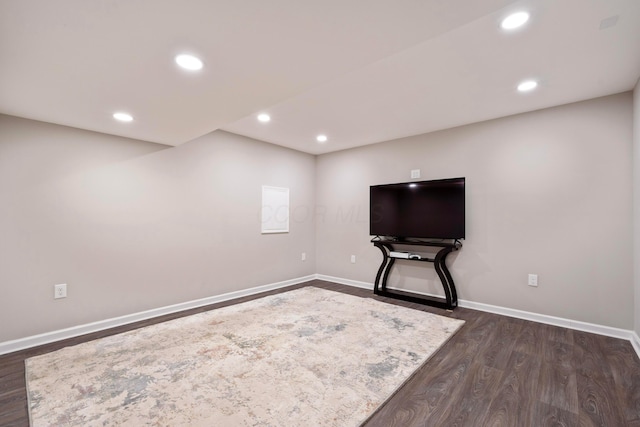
(481, 350), (542, 427)
(1, 280), (638, 427)
(573, 331), (629, 426)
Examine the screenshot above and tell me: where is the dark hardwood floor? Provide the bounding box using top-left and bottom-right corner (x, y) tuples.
(1, 280), (639, 426)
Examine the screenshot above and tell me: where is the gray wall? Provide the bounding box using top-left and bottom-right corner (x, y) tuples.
(1, 91), (636, 343)
(0, 115), (316, 342)
(634, 80), (640, 337)
(316, 93), (634, 329)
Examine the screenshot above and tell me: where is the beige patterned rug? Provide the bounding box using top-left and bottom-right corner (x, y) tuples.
(26, 287), (464, 426)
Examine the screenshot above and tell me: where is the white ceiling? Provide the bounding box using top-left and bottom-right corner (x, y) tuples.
(1, 0), (639, 155)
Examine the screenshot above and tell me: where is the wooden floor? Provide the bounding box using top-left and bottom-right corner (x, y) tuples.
(1, 280), (639, 426)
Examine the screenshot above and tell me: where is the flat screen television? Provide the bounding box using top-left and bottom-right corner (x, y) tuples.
(370, 177), (465, 240)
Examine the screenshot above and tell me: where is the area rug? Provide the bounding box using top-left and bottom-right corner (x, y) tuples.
(25, 287), (464, 426)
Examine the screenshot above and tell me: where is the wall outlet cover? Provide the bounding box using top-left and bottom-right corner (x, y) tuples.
(54, 283), (67, 299)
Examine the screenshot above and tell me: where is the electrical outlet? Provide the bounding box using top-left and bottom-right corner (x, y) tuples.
(528, 274), (538, 287)
(54, 283), (67, 299)
(301, 252), (306, 261)
(351, 255), (356, 263)
(411, 169), (421, 179)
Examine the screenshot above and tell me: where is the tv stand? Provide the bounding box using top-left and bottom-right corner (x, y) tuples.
(371, 238), (462, 310)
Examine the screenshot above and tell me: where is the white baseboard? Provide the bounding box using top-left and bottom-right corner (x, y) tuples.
(0, 275), (316, 356)
(318, 274), (640, 360)
(4, 273), (639, 362)
(632, 332), (640, 357)
(316, 274), (373, 290)
(458, 299), (634, 341)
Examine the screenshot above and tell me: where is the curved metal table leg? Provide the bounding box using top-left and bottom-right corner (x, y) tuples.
(434, 247), (456, 308)
(373, 242), (391, 294)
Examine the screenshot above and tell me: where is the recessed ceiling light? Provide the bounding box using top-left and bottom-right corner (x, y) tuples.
(175, 54), (203, 71)
(113, 112), (133, 122)
(517, 80), (538, 92)
(258, 113), (271, 123)
(501, 12), (530, 30)
(316, 134), (328, 143)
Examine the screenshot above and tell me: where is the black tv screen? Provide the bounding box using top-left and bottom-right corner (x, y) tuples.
(370, 177), (465, 240)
